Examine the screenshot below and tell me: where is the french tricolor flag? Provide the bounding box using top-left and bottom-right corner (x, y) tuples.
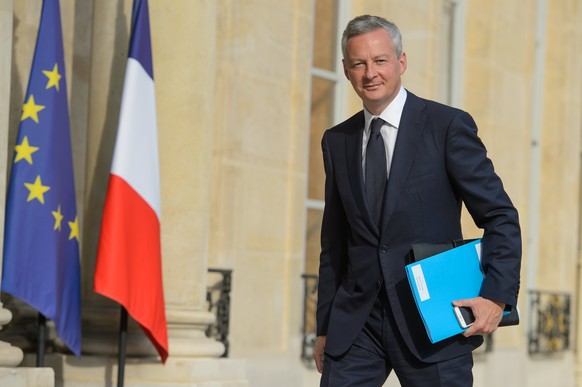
(95, 0), (168, 363)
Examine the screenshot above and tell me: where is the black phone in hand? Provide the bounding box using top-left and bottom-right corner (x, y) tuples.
(454, 306), (475, 328)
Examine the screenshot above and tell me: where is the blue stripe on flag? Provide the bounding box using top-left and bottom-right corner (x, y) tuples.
(129, 0), (154, 79)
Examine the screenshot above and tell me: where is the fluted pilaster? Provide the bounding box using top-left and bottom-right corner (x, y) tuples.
(0, 0), (24, 369)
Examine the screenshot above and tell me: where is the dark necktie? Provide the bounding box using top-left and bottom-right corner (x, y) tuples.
(365, 118), (387, 226)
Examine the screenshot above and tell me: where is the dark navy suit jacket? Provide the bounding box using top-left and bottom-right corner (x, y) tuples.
(316, 91), (521, 363)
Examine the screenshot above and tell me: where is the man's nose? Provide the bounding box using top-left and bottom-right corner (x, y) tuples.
(364, 64), (377, 79)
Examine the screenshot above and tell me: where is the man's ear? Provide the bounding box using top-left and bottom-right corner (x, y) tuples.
(399, 52), (407, 75)
(342, 59), (350, 80)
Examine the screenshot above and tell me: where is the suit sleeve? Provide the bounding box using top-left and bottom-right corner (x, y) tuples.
(445, 111), (522, 307)
(316, 132), (349, 336)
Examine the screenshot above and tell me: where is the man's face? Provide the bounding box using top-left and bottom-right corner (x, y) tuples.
(342, 28), (407, 115)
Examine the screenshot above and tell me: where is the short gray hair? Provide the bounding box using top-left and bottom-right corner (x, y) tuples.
(341, 15), (403, 59)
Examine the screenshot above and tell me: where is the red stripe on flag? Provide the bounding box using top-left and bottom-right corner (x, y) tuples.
(95, 174), (168, 362)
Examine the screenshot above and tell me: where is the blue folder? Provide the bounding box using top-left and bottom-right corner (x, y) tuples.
(405, 239), (483, 343)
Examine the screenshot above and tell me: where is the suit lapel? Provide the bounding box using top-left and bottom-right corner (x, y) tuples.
(381, 92), (426, 231)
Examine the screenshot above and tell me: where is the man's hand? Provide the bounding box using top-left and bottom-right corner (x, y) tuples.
(453, 297), (505, 337)
(313, 336), (326, 373)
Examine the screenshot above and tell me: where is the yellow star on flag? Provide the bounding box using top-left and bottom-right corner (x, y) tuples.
(14, 136), (40, 165)
(21, 95), (45, 123)
(52, 205), (64, 231)
(68, 216), (79, 241)
(43, 63), (62, 91)
(24, 175), (50, 204)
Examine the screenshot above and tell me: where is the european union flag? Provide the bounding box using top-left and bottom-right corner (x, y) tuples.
(1, 0), (81, 356)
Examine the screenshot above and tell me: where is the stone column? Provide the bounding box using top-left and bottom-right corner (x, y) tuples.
(71, 2), (246, 385)
(82, 0), (225, 358)
(0, 0), (25, 369)
(152, 0), (227, 359)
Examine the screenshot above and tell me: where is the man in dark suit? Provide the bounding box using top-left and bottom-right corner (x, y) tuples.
(313, 15), (521, 386)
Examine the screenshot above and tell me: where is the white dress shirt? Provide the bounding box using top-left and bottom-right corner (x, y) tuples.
(362, 86), (408, 181)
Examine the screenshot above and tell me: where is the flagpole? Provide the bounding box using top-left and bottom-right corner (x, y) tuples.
(117, 306), (128, 387)
(36, 313), (46, 367)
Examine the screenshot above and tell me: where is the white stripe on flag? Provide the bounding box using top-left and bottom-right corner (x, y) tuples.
(111, 57), (160, 218)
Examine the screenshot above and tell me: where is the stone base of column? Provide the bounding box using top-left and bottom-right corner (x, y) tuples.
(0, 303), (24, 367)
(0, 341), (24, 367)
(22, 353), (248, 387)
(80, 306), (226, 359)
(0, 367), (54, 387)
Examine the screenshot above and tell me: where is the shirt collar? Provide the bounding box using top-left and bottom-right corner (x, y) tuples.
(364, 86), (408, 132)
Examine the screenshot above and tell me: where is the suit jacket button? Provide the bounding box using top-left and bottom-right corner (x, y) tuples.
(380, 246), (388, 253)
(376, 280), (382, 289)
